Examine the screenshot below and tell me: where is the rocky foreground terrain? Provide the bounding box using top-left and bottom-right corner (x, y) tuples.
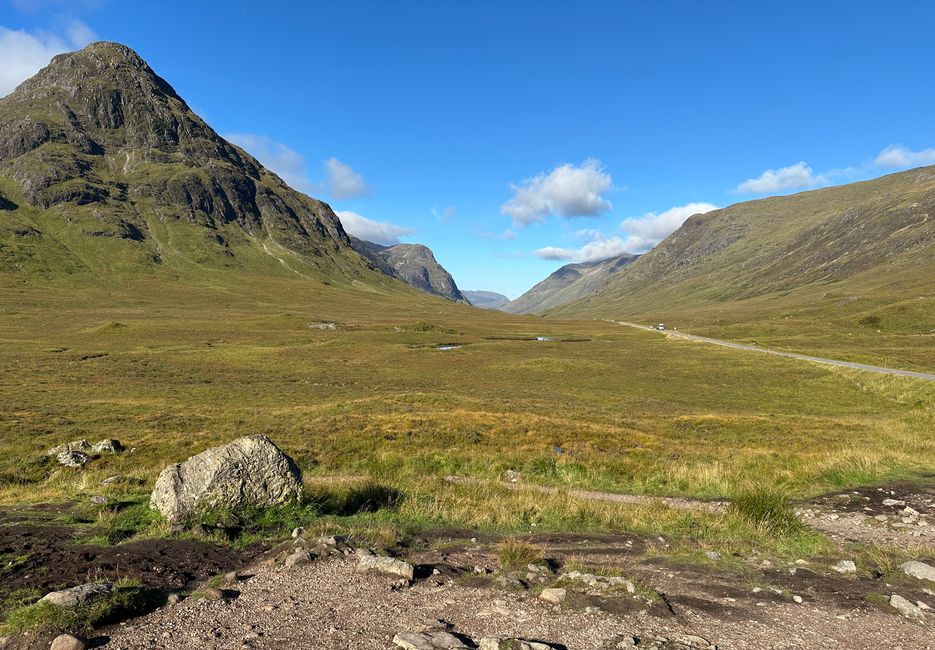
(7, 435), (935, 649)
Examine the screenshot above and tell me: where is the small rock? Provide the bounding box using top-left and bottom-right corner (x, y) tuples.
(290, 527), (304, 539)
(91, 439), (123, 454)
(356, 554), (415, 580)
(284, 550), (314, 567)
(793, 595), (803, 603)
(900, 561), (935, 583)
(704, 551), (721, 561)
(50, 635), (87, 650)
(478, 638), (558, 650)
(57, 450), (89, 468)
(538, 587), (566, 604)
(47, 440), (91, 456)
(202, 588), (238, 601)
(166, 593), (182, 606)
(504, 469), (520, 483)
(890, 594), (925, 621)
(833, 560), (857, 574)
(393, 631), (470, 650)
(41, 582), (114, 608)
(883, 498), (906, 507)
(89, 495), (108, 506)
(874, 514), (889, 522)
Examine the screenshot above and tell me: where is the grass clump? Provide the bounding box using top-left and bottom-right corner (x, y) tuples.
(496, 537), (543, 571)
(2, 578), (147, 636)
(730, 487), (804, 536)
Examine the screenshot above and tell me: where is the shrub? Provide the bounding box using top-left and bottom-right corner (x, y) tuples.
(496, 538), (543, 571)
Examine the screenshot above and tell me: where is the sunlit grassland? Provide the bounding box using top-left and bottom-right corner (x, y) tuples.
(1, 272), (933, 552)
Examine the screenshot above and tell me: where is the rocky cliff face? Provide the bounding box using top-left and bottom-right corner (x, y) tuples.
(0, 42), (366, 279)
(349, 236), (467, 302)
(503, 253), (638, 314)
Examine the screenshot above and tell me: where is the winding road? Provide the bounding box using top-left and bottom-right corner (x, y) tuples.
(612, 321), (935, 382)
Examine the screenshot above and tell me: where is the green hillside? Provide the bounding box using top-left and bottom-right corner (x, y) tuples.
(550, 168), (935, 369)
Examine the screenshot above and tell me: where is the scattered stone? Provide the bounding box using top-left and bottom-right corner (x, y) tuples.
(91, 438), (123, 454)
(890, 594), (925, 622)
(562, 570), (635, 592)
(874, 514), (889, 522)
(393, 631), (470, 649)
(291, 527), (304, 539)
(356, 554), (415, 580)
(149, 435), (303, 525)
(47, 440), (91, 456)
(56, 450), (89, 468)
(793, 595), (803, 604)
(478, 638), (558, 650)
(504, 469), (520, 483)
(899, 561), (935, 583)
(674, 634), (714, 649)
(40, 582), (114, 608)
(166, 593), (182, 606)
(883, 498), (906, 507)
(833, 560), (857, 574)
(538, 587), (566, 604)
(50, 634), (87, 650)
(89, 495), (108, 505)
(704, 551), (721, 561)
(284, 550), (314, 567)
(202, 588), (238, 601)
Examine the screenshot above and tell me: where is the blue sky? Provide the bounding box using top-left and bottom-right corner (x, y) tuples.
(2, 1), (934, 298)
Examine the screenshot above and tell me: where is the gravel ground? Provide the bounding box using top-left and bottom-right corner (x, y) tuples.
(104, 553), (935, 650)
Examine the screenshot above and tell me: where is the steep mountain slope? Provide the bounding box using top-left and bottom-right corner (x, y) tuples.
(0, 41), (383, 286)
(349, 236), (466, 302)
(550, 168), (935, 367)
(503, 253), (638, 314)
(462, 290), (510, 309)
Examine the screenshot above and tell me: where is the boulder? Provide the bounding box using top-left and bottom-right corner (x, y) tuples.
(91, 439), (123, 454)
(900, 560), (935, 583)
(832, 560), (856, 574)
(40, 583), (114, 608)
(356, 554), (414, 580)
(149, 435), (302, 525)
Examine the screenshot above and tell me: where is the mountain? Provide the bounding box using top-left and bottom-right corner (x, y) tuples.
(348, 236), (466, 302)
(0, 42), (383, 285)
(503, 253), (638, 314)
(550, 168), (935, 331)
(462, 290), (510, 309)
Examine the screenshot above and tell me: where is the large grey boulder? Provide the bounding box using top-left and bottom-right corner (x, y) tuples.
(356, 554), (415, 580)
(150, 435), (302, 525)
(47, 440), (91, 456)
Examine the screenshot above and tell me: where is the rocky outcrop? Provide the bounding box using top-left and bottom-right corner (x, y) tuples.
(41, 582), (114, 608)
(349, 236), (467, 302)
(0, 42), (368, 280)
(149, 435), (302, 525)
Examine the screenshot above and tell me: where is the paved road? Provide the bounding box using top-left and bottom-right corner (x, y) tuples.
(612, 321), (935, 382)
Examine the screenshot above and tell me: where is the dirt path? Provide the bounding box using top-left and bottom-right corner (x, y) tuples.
(611, 321), (935, 382)
(103, 538), (935, 649)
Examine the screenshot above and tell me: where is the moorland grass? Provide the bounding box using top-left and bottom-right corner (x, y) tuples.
(0, 274), (933, 556)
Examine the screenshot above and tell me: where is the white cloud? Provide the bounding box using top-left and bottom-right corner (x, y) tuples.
(617, 202), (718, 253)
(432, 205), (455, 221)
(0, 20), (96, 97)
(534, 230), (631, 263)
(225, 133), (314, 193)
(735, 162), (825, 194)
(321, 157), (371, 199)
(874, 145), (935, 169)
(336, 210), (414, 246)
(501, 158), (613, 226)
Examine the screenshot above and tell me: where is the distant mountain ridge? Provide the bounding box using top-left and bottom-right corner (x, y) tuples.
(462, 290), (510, 309)
(550, 167), (935, 327)
(349, 236), (466, 302)
(503, 253), (638, 314)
